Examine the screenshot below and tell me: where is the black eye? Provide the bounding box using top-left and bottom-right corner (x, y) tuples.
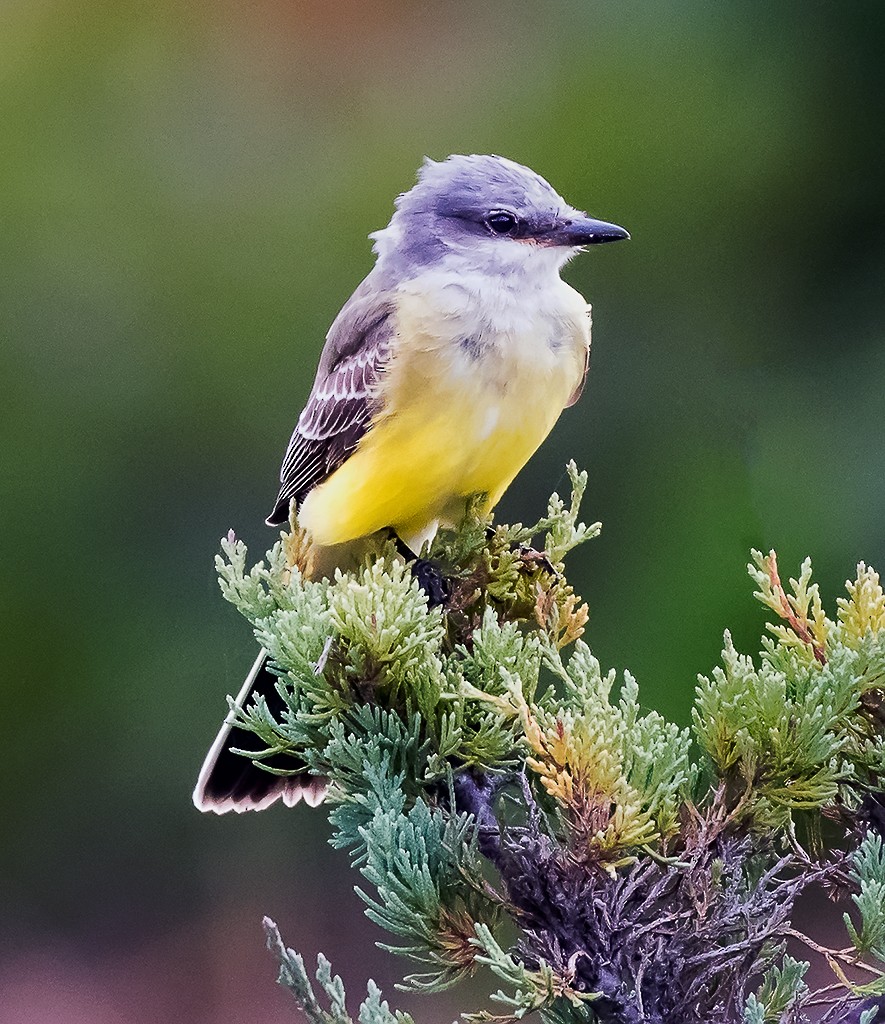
(485, 211), (519, 236)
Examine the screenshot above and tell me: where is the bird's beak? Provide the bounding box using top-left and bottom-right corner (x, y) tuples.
(544, 215), (630, 247)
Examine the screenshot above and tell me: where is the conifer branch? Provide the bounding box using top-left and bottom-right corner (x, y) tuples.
(209, 466), (885, 1024)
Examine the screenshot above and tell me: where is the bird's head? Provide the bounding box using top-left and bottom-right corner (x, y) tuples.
(370, 154), (629, 280)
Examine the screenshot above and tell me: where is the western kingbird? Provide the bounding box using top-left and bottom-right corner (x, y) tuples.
(194, 154), (628, 813)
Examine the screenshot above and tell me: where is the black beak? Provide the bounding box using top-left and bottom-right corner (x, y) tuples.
(546, 215), (630, 247)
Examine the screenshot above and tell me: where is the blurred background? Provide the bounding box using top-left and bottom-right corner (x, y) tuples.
(2, 1), (884, 1021)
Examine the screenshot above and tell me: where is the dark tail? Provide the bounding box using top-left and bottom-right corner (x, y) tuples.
(193, 650), (327, 813)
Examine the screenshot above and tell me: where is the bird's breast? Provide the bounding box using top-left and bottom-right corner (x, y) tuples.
(387, 270), (590, 406)
(374, 271), (589, 497)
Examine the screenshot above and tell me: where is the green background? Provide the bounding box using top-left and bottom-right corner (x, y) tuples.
(2, 2), (883, 1021)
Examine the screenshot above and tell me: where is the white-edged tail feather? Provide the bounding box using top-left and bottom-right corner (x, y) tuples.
(192, 649), (327, 813)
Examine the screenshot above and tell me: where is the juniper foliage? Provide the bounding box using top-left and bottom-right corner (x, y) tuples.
(213, 463), (885, 1024)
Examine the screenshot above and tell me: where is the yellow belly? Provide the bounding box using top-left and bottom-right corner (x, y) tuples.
(298, 282), (588, 549)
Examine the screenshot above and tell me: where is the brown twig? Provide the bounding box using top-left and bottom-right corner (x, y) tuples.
(767, 551), (827, 665)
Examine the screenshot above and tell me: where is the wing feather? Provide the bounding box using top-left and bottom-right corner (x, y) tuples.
(565, 340), (590, 408)
(266, 285), (393, 526)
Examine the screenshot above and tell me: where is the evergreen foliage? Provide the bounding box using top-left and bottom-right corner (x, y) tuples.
(214, 464), (885, 1024)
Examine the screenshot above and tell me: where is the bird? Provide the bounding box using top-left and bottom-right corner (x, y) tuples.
(194, 154), (628, 814)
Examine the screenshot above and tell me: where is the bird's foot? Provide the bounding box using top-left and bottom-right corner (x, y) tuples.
(394, 537), (451, 606)
(412, 558), (451, 607)
(518, 545), (561, 579)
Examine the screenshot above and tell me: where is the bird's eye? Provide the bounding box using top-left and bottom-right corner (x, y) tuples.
(485, 211), (519, 236)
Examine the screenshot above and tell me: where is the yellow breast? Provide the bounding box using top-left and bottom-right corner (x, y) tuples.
(299, 272), (590, 549)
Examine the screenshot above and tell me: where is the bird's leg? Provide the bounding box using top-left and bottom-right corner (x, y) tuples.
(394, 537), (451, 607)
(483, 524), (559, 579)
(517, 545), (561, 579)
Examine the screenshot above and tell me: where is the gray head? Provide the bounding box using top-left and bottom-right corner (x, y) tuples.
(370, 154), (628, 280)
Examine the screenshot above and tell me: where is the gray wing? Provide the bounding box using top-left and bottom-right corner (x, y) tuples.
(565, 341), (590, 408)
(266, 280), (394, 526)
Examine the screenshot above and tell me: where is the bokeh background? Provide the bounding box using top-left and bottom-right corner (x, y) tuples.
(2, 1), (884, 1021)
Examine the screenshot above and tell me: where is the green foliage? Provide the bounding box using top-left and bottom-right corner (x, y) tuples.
(553, 643), (695, 848)
(326, 559), (447, 719)
(355, 798), (499, 991)
(845, 832), (885, 969)
(213, 470), (885, 1024)
(743, 956), (808, 1023)
(694, 552), (885, 831)
(497, 640), (695, 858)
(467, 924), (601, 1022)
(693, 629), (850, 827)
(264, 918), (415, 1024)
(497, 461), (601, 566)
(450, 608), (544, 769)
